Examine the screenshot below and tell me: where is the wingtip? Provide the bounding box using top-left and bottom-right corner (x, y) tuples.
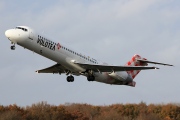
(36, 71), (39, 73)
(164, 64), (174, 66)
(154, 67), (159, 69)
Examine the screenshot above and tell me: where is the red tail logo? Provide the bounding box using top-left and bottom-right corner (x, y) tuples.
(126, 54), (147, 79)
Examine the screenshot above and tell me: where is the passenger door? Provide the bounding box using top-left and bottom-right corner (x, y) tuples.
(29, 29), (33, 40)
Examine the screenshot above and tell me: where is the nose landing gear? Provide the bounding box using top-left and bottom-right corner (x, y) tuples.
(10, 45), (15, 50)
(10, 42), (16, 50)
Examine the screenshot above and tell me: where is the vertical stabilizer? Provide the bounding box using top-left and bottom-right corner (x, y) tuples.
(126, 54), (147, 79)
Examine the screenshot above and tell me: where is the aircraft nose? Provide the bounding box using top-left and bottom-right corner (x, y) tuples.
(5, 30), (12, 38)
(5, 29), (20, 43)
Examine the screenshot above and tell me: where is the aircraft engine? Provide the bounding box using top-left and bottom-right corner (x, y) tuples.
(108, 71), (132, 82)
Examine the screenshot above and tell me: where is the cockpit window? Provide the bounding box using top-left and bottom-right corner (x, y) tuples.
(16, 27), (28, 32)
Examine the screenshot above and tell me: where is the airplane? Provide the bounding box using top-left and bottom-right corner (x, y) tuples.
(5, 26), (173, 87)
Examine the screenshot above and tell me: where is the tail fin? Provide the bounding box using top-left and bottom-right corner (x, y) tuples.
(126, 54), (147, 79)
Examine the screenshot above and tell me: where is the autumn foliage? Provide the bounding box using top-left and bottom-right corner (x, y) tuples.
(0, 102), (180, 120)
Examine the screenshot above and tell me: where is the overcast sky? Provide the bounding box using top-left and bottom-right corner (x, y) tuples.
(0, 0), (180, 106)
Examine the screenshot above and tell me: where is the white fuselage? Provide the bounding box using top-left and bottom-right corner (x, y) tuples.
(5, 26), (133, 86)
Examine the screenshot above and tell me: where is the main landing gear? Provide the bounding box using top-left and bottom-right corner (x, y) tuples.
(86, 70), (95, 81)
(67, 75), (74, 82)
(87, 75), (95, 81)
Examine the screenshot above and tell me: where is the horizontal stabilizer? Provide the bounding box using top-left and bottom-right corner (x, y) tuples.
(137, 59), (173, 66)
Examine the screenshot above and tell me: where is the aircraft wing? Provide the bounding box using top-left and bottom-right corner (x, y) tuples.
(75, 63), (158, 72)
(36, 64), (65, 74)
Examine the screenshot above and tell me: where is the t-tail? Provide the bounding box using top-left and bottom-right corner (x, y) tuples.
(125, 54), (173, 87)
(126, 54), (148, 79)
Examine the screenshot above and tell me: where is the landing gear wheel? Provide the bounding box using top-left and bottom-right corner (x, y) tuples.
(10, 45), (15, 50)
(86, 70), (95, 81)
(70, 76), (74, 82)
(87, 75), (95, 81)
(67, 76), (74, 82)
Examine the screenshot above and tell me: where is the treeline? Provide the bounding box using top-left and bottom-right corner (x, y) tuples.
(0, 102), (180, 120)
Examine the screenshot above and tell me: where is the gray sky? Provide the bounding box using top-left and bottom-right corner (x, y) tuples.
(0, 0), (180, 106)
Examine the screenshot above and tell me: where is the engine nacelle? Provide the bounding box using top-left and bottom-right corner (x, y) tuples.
(126, 81), (136, 87)
(108, 71), (133, 82)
